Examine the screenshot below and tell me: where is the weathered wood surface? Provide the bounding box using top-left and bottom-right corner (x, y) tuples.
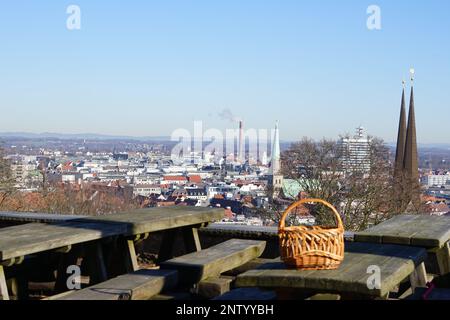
(202, 225), (278, 238)
(235, 242), (427, 298)
(224, 258), (280, 276)
(160, 239), (266, 284)
(57, 269), (178, 300)
(0, 265), (9, 300)
(434, 242), (450, 275)
(0, 222), (126, 261)
(197, 276), (233, 299)
(409, 262), (428, 290)
(355, 215), (450, 248)
(0, 211), (82, 223)
(201, 224), (356, 241)
(0, 207), (223, 262)
(77, 207), (224, 236)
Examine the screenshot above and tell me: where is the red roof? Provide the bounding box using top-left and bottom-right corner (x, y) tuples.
(188, 175), (202, 183)
(163, 176), (187, 181)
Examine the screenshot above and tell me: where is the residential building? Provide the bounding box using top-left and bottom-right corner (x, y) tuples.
(421, 174), (450, 187)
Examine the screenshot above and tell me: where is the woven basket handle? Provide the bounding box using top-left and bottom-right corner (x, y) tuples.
(279, 198), (344, 230)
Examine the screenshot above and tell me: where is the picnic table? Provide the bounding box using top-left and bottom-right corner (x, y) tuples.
(0, 207), (223, 300)
(0, 212), (81, 224)
(355, 215), (450, 275)
(235, 242), (428, 299)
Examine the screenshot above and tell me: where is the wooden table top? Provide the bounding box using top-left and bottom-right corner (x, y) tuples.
(0, 221), (126, 261)
(235, 242), (427, 298)
(354, 215), (450, 248)
(75, 206), (224, 236)
(0, 211), (82, 223)
(0, 207), (223, 261)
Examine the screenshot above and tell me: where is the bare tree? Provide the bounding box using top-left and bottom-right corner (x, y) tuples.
(0, 146), (16, 209)
(280, 136), (399, 231)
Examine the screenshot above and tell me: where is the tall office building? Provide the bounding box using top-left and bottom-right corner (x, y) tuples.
(339, 127), (372, 173)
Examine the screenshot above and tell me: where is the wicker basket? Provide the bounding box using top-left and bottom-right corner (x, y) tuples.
(278, 198), (345, 270)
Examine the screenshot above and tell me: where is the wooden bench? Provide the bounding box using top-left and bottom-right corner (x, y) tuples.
(54, 269), (178, 300)
(159, 239), (266, 285)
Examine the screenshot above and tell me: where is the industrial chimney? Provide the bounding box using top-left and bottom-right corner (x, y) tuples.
(238, 120), (244, 163)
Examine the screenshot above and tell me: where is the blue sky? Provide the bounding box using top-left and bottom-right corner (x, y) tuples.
(0, 1), (449, 143)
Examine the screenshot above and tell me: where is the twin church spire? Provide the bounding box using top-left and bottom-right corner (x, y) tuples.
(394, 70), (420, 211)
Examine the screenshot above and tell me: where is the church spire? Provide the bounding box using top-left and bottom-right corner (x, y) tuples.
(270, 121), (281, 175)
(269, 121), (283, 200)
(394, 82), (407, 179)
(403, 69), (420, 209)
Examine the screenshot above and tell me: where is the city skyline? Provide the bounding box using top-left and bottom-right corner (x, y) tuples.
(1, 1), (450, 143)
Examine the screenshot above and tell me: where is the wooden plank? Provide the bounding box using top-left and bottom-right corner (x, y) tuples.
(409, 262), (428, 291)
(224, 258), (280, 276)
(354, 215), (420, 244)
(410, 217), (450, 248)
(355, 215), (422, 242)
(246, 242), (391, 296)
(235, 242), (427, 298)
(435, 241), (450, 275)
(307, 293), (341, 300)
(0, 207), (222, 261)
(43, 290), (76, 300)
(0, 222), (126, 261)
(294, 242), (404, 297)
(381, 219), (424, 245)
(126, 240), (139, 272)
(0, 265), (9, 300)
(357, 245), (427, 297)
(160, 239), (266, 284)
(355, 215), (450, 249)
(0, 211), (82, 223)
(182, 226), (202, 253)
(197, 276), (233, 299)
(57, 269), (178, 300)
(77, 207), (224, 236)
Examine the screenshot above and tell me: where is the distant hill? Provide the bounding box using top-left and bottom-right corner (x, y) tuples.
(0, 132), (171, 141)
(1, 132), (448, 149)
